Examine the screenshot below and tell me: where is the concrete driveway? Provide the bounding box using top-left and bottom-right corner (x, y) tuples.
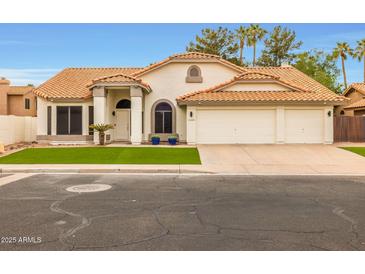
(197, 144), (365, 175)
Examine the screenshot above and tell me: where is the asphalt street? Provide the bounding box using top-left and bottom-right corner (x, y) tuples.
(0, 174), (365, 251)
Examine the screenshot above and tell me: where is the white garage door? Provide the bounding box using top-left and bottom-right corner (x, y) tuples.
(285, 109), (323, 143)
(196, 109), (276, 144)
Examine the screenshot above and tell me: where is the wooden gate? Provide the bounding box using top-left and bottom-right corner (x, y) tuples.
(334, 116), (365, 142)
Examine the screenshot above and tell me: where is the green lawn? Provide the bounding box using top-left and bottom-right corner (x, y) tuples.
(0, 147), (201, 164)
(341, 147), (365, 158)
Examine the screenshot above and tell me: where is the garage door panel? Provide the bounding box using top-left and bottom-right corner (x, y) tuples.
(196, 109), (276, 144)
(285, 109), (323, 143)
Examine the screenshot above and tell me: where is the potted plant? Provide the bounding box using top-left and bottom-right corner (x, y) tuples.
(89, 123), (114, 145)
(151, 134), (160, 145)
(168, 135), (178, 145)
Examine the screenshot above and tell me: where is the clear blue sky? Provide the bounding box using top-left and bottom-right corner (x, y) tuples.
(0, 23), (364, 86)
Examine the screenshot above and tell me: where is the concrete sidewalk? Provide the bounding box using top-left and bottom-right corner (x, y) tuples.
(1, 144), (365, 175)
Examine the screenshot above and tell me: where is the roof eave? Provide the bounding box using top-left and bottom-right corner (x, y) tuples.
(177, 99), (346, 106)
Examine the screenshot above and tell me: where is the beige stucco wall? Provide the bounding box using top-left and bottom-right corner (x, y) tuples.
(0, 85), (9, 115)
(0, 115), (37, 145)
(140, 62), (240, 141)
(7, 92), (37, 117)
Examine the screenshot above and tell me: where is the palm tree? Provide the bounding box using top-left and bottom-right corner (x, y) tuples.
(353, 39), (365, 83)
(89, 123), (114, 145)
(247, 24), (267, 66)
(235, 26), (248, 66)
(331, 42), (352, 89)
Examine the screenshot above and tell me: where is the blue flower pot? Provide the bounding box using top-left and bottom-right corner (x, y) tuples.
(151, 137), (160, 145)
(168, 138), (177, 145)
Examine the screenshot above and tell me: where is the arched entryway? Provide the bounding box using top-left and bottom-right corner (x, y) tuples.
(115, 99), (131, 141)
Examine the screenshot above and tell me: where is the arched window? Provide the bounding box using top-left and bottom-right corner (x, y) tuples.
(340, 110), (345, 115)
(154, 102), (173, 133)
(116, 99), (131, 109)
(186, 65), (202, 83)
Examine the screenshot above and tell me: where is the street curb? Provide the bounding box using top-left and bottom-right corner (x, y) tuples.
(2, 168), (365, 176)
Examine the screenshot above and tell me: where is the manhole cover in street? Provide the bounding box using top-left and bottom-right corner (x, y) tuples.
(66, 184), (111, 193)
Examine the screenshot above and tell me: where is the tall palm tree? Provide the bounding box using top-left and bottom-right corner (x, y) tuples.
(235, 26), (248, 66)
(331, 42), (352, 89)
(353, 39), (365, 83)
(247, 24), (267, 66)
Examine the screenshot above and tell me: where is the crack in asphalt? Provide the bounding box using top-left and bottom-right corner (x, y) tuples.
(72, 209), (170, 250)
(332, 207), (359, 250)
(49, 195), (91, 250)
(310, 198), (361, 250)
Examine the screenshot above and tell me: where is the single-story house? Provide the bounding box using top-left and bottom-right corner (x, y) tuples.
(335, 83), (365, 116)
(33, 52), (346, 145)
(0, 77), (36, 117)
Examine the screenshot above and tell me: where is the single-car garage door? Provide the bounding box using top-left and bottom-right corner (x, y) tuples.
(285, 109), (323, 143)
(196, 109), (276, 144)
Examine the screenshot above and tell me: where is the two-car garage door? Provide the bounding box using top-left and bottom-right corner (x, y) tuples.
(195, 109), (324, 144)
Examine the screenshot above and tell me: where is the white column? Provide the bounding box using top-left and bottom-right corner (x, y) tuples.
(186, 106), (197, 145)
(36, 97), (47, 136)
(276, 106), (285, 144)
(51, 104), (57, 135)
(93, 86), (106, 144)
(324, 106), (334, 144)
(82, 105), (89, 136)
(130, 86), (143, 145)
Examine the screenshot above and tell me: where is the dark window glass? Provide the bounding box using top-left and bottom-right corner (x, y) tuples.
(155, 111), (163, 133)
(47, 106), (52, 135)
(154, 102), (173, 134)
(56, 106), (69, 135)
(116, 99), (131, 109)
(142, 111), (144, 134)
(164, 111), (172, 133)
(88, 106), (94, 135)
(24, 98), (30, 109)
(155, 102), (172, 111)
(70, 106), (82, 135)
(56, 106), (82, 135)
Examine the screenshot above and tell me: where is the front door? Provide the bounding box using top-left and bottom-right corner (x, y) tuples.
(115, 110), (130, 141)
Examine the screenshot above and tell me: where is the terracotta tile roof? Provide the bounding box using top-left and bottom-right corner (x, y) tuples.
(132, 52), (245, 77)
(344, 98), (365, 109)
(178, 66), (346, 104)
(343, 83), (365, 96)
(89, 73), (151, 91)
(34, 67), (142, 99)
(177, 90), (344, 103)
(7, 86), (34, 95)
(235, 72), (279, 80)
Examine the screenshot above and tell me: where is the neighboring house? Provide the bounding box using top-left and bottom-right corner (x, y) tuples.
(335, 83), (365, 116)
(0, 77), (37, 117)
(33, 52), (345, 145)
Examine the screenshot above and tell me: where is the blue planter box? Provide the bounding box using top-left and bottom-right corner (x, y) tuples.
(151, 138), (160, 145)
(168, 138), (177, 145)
